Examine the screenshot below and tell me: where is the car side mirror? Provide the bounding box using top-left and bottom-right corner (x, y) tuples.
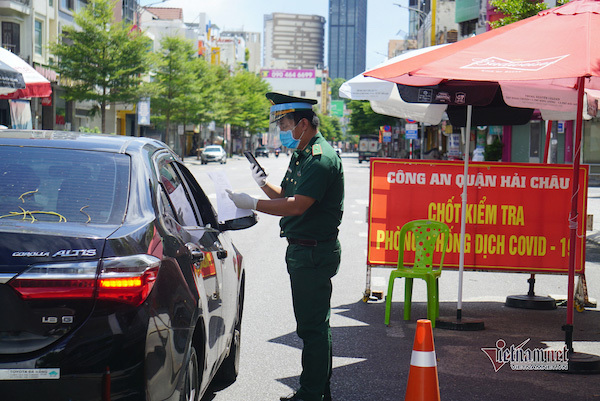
(218, 212), (258, 232)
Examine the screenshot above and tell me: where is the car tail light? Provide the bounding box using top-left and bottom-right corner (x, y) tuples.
(9, 255), (160, 306)
(9, 261), (98, 299)
(97, 255), (160, 306)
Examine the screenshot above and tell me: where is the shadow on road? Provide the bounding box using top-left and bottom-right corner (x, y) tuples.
(203, 297), (600, 401)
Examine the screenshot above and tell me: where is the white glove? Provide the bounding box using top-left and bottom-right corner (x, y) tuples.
(226, 189), (258, 210)
(251, 164), (268, 187)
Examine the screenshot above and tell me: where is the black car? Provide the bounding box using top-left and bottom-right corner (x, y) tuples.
(0, 131), (255, 400)
(254, 146), (269, 157)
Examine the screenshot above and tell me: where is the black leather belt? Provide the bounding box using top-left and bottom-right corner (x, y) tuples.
(287, 237), (336, 247)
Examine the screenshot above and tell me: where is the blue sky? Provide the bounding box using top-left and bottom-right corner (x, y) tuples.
(144, 0), (411, 71)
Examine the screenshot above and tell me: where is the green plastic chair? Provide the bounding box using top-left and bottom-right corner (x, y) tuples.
(384, 220), (449, 328)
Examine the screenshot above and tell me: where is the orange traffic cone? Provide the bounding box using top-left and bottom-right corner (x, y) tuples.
(405, 319), (440, 401)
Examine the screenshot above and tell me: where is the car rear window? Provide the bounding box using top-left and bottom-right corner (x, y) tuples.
(0, 146), (129, 225)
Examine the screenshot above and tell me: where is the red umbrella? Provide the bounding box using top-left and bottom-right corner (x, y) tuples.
(0, 47), (51, 99)
(366, 0), (600, 85)
(365, 0), (600, 368)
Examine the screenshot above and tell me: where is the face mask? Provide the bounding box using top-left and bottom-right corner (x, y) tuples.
(279, 123), (300, 149)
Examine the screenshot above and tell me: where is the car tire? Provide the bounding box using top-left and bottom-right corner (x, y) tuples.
(180, 345), (200, 401)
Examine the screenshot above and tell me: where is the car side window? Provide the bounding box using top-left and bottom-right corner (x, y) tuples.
(156, 158), (201, 227)
(175, 163), (219, 229)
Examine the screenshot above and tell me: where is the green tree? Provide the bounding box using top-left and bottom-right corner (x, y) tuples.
(50, 0), (151, 133)
(489, 0), (548, 28)
(231, 69), (271, 140)
(330, 78), (346, 101)
(318, 113), (343, 141)
(170, 57), (221, 139)
(149, 36), (200, 148)
(346, 100), (397, 137)
(214, 68), (271, 154)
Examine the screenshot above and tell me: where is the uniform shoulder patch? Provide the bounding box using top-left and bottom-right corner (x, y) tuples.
(312, 144), (322, 155)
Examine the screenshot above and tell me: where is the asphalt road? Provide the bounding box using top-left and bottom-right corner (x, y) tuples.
(185, 152), (600, 401)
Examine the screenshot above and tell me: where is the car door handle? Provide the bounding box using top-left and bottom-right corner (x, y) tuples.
(217, 250), (227, 259)
(186, 243), (205, 262)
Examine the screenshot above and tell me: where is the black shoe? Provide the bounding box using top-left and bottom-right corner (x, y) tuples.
(280, 393), (304, 401)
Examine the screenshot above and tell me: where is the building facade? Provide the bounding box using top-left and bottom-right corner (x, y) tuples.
(220, 30), (262, 73)
(263, 12), (325, 70)
(328, 0), (367, 80)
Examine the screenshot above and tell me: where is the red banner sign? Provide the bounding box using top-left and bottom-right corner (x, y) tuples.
(368, 159), (588, 274)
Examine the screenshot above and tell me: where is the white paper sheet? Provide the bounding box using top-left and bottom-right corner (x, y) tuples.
(206, 171), (253, 222)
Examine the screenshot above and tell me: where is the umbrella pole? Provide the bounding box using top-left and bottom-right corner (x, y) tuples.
(564, 76), (600, 373)
(565, 78), (585, 350)
(437, 105), (484, 331)
(457, 111), (471, 317)
(505, 120), (557, 310)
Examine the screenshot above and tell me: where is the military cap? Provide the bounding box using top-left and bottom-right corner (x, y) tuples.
(266, 92), (317, 123)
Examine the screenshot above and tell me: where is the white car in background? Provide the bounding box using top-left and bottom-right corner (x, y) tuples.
(201, 145), (227, 164)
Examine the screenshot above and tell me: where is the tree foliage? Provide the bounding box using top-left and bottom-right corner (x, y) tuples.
(50, 0), (151, 132)
(228, 68), (271, 137)
(330, 78), (346, 101)
(489, 0), (547, 28)
(346, 100), (397, 137)
(149, 36), (203, 146)
(318, 113), (343, 141)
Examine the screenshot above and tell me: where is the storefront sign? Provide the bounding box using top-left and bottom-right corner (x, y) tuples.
(367, 159), (588, 274)
(259, 69), (315, 79)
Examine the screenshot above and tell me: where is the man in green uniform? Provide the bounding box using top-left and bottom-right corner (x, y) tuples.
(227, 93), (344, 401)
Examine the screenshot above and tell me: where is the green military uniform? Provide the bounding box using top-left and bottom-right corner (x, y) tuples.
(280, 132), (344, 401)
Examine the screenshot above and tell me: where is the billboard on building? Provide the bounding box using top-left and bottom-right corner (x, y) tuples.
(260, 69), (318, 92)
(331, 100), (344, 118)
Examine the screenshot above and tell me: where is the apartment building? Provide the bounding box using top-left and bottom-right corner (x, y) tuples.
(263, 12), (325, 70)
(328, 0), (367, 80)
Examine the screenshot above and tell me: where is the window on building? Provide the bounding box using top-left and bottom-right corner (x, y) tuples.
(2, 22), (20, 54)
(61, 0), (74, 11)
(35, 21), (43, 56)
(300, 91), (306, 97)
(460, 20), (477, 38)
(122, 0), (135, 23)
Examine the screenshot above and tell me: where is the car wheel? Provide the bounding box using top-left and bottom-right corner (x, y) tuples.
(215, 311), (241, 384)
(180, 345), (200, 401)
